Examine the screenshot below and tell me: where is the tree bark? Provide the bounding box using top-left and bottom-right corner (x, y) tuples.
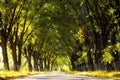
(32, 51), (39, 71)
(1, 37), (10, 71)
(0, 10), (10, 71)
(70, 53), (79, 70)
(24, 47), (33, 71)
(39, 58), (44, 71)
(87, 49), (94, 71)
(93, 31), (102, 70)
(11, 43), (18, 71)
(28, 58), (32, 72)
(105, 63), (113, 71)
(17, 44), (22, 71)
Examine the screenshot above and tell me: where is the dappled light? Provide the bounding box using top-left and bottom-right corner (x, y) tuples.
(0, 0), (120, 79)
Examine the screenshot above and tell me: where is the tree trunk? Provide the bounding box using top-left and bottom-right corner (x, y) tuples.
(47, 60), (50, 71)
(33, 58), (39, 71)
(113, 60), (120, 71)
(70, 59), (75, 70)
(87, 49), (94, 71)
(80, 62), (88, 71)
(93, 31), (107, 70)
(94, 33), (102, 70)
(28, 58), (32, 72)
(24, 47), (33, 71)
(39, 58), (44, 71)
(44, 58), (47, 71)
(11, 43), (18, 71)
(1, 38), (10, 71)
(70, 53), (79, 70)
(105, 63), (113, 71)
(33, 52), (39, 71)
(28, 52), (32, 71)
(94, 47), (105, 70)
(17, 44), (22, 71)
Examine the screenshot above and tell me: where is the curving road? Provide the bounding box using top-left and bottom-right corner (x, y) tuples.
(12, 72), (112, 80)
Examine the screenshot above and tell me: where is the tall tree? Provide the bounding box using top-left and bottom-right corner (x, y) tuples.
(0, 0), (19, 70)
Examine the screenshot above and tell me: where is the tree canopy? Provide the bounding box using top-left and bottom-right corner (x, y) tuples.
(0, 0), (120, 71)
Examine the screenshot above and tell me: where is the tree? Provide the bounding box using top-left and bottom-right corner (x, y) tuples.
(85, 0), (120, 70)
(0, 0), (19, 70)
(24, 43), (33, 71)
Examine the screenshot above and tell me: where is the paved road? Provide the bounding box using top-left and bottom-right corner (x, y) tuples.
(12, 72), (112, 80)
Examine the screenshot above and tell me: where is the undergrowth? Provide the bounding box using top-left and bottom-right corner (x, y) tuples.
(0, 71), (44, 79)
(66, 70), (120, 79)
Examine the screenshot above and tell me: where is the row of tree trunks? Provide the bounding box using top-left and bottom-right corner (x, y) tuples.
(24, 44), (57, 71)
(0, 0), (28, 71)
(73, 30), (119, 71)
(85, 0), (119, 71)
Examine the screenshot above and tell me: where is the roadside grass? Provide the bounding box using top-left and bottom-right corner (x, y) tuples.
(0, 71), (45, 79)
(66, 71), (120, 79)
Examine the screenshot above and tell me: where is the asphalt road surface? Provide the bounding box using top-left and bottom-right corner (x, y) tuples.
(12, 72), (112, 80)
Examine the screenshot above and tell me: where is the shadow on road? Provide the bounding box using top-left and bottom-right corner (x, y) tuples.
(11, 72), (112, 80)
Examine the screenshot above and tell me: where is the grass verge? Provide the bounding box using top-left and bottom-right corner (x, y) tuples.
(66, 71), (120, 79)
(0, 71), (45, 79)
